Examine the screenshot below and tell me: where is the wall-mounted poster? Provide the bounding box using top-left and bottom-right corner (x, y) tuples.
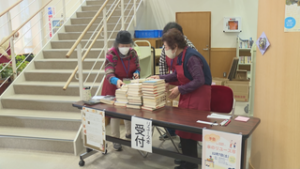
(284, 0), (300, 32)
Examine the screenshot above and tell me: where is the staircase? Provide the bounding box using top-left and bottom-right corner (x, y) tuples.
(0, 0), (142, 155)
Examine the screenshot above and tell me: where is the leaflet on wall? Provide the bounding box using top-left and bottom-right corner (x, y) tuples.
(202, 129), (242, 169)
(131, 116), (152, 153)
(284, 1), (300, 32)
(82, 107), (106, 152)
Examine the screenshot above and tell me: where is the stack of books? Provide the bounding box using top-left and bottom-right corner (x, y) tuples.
(114, 85), (128, 107)
(126, 83), (143, 109)
(141, 79), (166, 111)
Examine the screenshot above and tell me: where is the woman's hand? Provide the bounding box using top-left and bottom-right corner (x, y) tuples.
(133, 73), (139, 79)
(169, 86), (180, 100)
(116, 80), (124, 88)
(165, 83), (169, 91)
(148, 75), (160, 79)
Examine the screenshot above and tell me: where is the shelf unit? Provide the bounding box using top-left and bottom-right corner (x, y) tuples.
(236, 36), (253, 79)
(236, 36), (256, 114)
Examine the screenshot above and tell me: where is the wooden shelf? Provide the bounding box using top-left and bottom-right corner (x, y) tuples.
(239, 48), (251, 51)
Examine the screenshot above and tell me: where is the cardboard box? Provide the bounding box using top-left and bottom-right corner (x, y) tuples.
(235, 70), (248, 80)
(212, 78), (229, 86)
(225, 80), (249, 102)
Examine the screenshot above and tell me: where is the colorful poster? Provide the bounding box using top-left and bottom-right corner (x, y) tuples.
(82, 107), (106, 152)
(284, 1), (300, 32)
(202, 129), (242, 169)
(131, 116), (152, 153)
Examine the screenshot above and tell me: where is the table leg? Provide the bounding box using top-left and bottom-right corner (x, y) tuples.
(164, 128), (181, 153)
(241, 138), (248, 169)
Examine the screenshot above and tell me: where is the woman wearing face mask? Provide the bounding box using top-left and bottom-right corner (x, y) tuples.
(102, 30), (140, 151)
(151, 28), (212, 169)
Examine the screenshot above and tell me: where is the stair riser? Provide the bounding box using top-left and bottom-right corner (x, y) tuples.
(51, 41), (114, 49)
(65, 24), (126, 32)
(1, 99), (80, 112)
(77, 10), (133, 18)
(0, 117), (81, 131)
(86, 0), (137, 5)
(58, 32), (118, 40)
(70, 17), (122, 24)
(14, 85), (98, 96)
(34, 60), (104, 69)
(24, 72), (104, 82)
(0, 137), (74, 153)
(43, 50), (105, 59)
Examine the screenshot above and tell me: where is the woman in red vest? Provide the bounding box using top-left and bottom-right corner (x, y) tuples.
(151, 28), (212, 169)
(102, 31), (140, 151)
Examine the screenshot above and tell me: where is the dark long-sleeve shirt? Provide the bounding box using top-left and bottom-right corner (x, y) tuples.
(159, 55), (205, 95)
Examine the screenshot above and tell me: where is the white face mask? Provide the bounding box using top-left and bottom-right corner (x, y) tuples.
(165, 48), (177, 59)
(119, 47), (130, 55)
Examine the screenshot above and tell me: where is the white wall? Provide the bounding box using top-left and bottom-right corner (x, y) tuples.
(0, 0), (43, 55)
(41, 0), (82, 43)
(136, 0), (258, 48)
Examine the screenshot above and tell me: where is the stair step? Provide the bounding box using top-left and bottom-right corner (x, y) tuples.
(14, 81), (98, 96)
(0, 127), (76, 140)
(34, 58), (105, 69)
(0, 109), (81, 120)
(76, 9), (133, 18)
(51, 40), (114, 49)
(58, 31), (118, 40)
(82, 3), (135, 11)
(70, 16), (123, 24)
(24, 69), (105, 82)
(51, 39), (114, 49)
(0, 114), (80, 131)
(0, 127), (76, 153)
(65, 23), (128, 32)
(86, 0), (137, 5)
(42, 49), (105, 59)
(1, 94), (80, 112)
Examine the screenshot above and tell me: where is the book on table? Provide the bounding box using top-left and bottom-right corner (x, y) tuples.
(114, 101), (127, 107)
(126, 104), (141, 109)
(142, 103), (165, 111)
(92, 95), (115, 105)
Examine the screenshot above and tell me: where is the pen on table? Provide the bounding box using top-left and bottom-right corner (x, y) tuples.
(211, 121), (217, 127)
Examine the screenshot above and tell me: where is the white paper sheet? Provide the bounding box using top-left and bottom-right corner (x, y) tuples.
(85, 111), (103, 148)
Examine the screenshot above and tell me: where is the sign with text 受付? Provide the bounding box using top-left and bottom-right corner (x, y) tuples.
(131, 116), (152, 153)
(202, 129), (242, 169)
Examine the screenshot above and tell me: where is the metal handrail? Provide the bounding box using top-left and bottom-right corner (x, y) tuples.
(0, 0), (23, 17)
(63, 0), (122, 90)
(0, 0), (53, 47)
(65, 0), (110, 58)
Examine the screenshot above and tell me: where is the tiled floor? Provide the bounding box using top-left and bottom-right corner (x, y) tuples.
(0, 102), (252, 169)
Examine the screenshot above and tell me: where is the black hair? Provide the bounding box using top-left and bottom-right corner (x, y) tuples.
(163, 22), (183, 34)
(113, 31), (133, 47)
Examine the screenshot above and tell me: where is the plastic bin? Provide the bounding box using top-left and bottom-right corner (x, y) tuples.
(135, 30), (163, 38)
